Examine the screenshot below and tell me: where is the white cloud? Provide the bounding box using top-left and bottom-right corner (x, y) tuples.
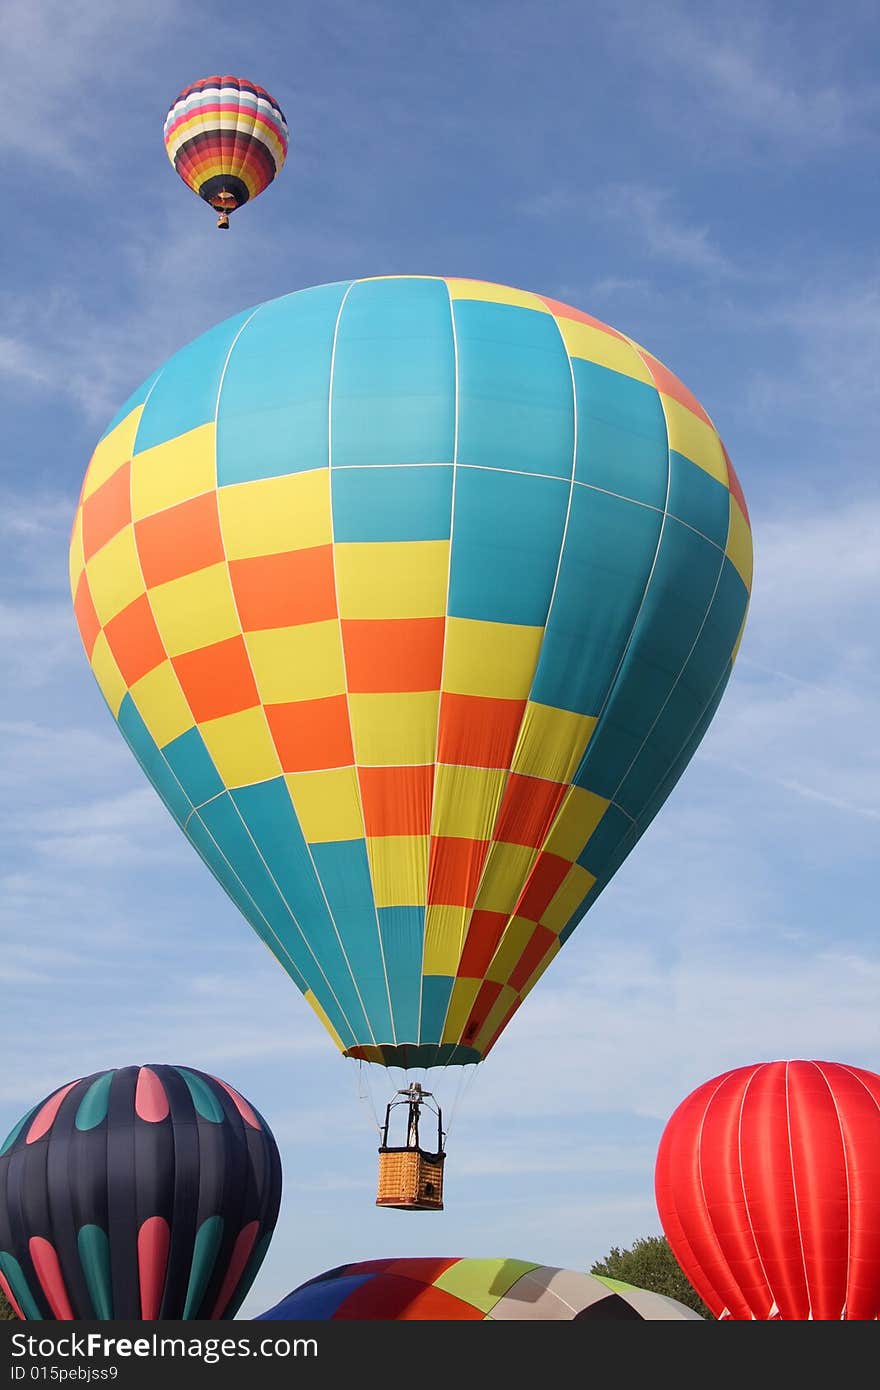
(742, 279), (880, 432)
(1, 0), (191, 174)
(599, 184), (732, 274)
(609, 1), (878, 154)
(0, 336), (52, 387)
(525, 182), (732, 276)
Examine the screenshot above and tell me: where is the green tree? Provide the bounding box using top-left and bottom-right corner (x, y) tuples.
(0, 1287), (14, 1320)
(591, 1234), (714, 1319)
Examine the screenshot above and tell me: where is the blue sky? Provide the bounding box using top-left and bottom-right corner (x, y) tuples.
(2, 0), (878, 1317)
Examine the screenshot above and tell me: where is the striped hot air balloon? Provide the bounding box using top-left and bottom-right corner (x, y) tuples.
(0, 1066), (281, 1320)
(69, 276), (752, 1080)
(163, 76), (288, 228)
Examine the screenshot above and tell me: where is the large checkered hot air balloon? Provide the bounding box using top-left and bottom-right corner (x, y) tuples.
(163, 76), (288, 229)
(69, 277), (752, 1198)
(0, 1066), (281, 1320)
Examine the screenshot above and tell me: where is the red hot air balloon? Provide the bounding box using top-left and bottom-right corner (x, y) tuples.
(654, 1060), (880, 1320)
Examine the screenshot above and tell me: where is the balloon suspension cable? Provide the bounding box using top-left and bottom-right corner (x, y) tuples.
(444, 1062), (479, 1142)
(355, 1059), (382, 1134)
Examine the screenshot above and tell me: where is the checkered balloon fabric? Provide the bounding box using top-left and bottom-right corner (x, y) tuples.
(254, 1257), (704, 1319)
(70, 276), (752, 1068)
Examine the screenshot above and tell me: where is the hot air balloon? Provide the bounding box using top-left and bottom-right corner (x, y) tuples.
(0, 1066), (282, 1320)
(254, 1257), (703, 1319)
(655, 1060), (880, 1320)
(69, 277), (752, 1200)
(163, 76), (288, 229)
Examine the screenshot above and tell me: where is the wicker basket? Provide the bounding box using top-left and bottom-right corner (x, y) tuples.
(376, 1147), (445, 1210)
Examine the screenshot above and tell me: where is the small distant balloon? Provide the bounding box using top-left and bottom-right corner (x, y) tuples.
(164, 75), (288, 229)
(0, 1066), (282, 1320)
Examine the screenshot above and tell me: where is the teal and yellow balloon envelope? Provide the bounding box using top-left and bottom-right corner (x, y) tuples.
(70, 276), (752, 1070)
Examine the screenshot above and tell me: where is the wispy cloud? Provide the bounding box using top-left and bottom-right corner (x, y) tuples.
(525, 182), (733, 276)
(1, 0), (195, 174)
(609, 1), (879, 154)
(741, 278), (880, 432)
(600, 184), (733, 274)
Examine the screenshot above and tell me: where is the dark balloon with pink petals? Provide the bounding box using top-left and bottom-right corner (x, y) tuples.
(0, 1065), (281, 1320)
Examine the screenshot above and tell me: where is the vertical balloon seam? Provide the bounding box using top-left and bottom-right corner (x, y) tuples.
(660, 1084), (715, 1315)
(607, 340), (740, 811)
(183, 1199), (222, 1317)
(192, 80), (211, 196)
(325, 278), (398, 1050)
(445, 297), (580, 1050)
(100, 1075), (115, 1318)
(682, 1080), (731, 1317)
(181, 797), (328, 1003)
(49, 1082), (90, 1319)
(20, 1123), (54, 1318)
(201, 301), (319, 991)
(576, 630), (737, 925)
(431, 292), (570, 1056)
(816, 1058), (853, 1319)
(231, 84), (264, 198)
(228, 79), (251, 197)
(605, 514), (729, 810)
(795, 1058), (848, 1319)
(416, 275), (460, 1053)
(175, 303), (370, 1043)
(225, 1230), (272, 1319)
(565, 333), (673, 768)
(478, 294), (582, 1025)
(835, 1062), (880, 1319)
(735, 1063), (775, 1317)
(223, 1083), (264, 1317)
(212, 1222), (260, 1318)
(174, 1067), (200, 1318)
(253, 283), (381, 1049)
(202, 1077), (242, 1318)
(208, 280), (388, 1051)
(243, 1113), (282, 1316)
(154, 1066), (177, 1319)
(499, 336), (671, 957)
(782, 1059), (814, 1318)
(695, 1073), (748, 1318)
(479, 321), (671, 1032)
(210, 1101), (248, 1319)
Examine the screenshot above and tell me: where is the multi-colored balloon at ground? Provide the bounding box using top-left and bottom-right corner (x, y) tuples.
(0, 1066), (281, 1320)
(255, 1257), (703, 1319)
(70, 276), (752, 1073)
(163, 76), (288, 228)
(655, 1059), (880, 1320)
